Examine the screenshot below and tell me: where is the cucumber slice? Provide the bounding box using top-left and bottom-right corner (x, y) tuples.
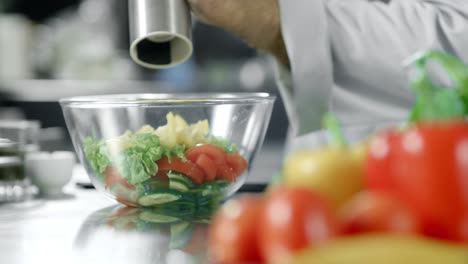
(194, 219), (211, 225)
(212, 179), (229, 188)
(169, 179), (190, 192)
(159, 202), (196, 219)
(138, 210), (181, 224)
(137, 178), (169, 194)
(167, 171), (194, 186)
(110, 183), (138, 203)
(171, 221), (191, 236)
(137, 190), (182, 206)
(169, 221), (193, 249)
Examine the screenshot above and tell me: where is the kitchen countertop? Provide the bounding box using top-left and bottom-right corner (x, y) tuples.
(0, 142), (284, 264)
(0, 177), (217, 264)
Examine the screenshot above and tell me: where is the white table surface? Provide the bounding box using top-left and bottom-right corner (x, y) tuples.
(0, 172), (116, 264)
(0, 142), (285, 264)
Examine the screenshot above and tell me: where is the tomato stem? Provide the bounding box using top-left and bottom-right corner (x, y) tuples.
(405, 49), (468, 122)
(322, 113), (347, 147)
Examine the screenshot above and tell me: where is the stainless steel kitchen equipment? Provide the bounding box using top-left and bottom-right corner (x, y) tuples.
(128, 0), (193, 69)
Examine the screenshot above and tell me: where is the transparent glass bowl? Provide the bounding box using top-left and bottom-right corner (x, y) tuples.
(60, 93), (275, 207)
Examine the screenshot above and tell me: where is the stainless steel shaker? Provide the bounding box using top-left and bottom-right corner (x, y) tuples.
(128, 0), (193, 69)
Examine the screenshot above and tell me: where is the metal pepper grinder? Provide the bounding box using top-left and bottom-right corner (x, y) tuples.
(128, 0), (193, 69)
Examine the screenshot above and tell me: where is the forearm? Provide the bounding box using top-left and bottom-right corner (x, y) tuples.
(187, 0), (289, 65)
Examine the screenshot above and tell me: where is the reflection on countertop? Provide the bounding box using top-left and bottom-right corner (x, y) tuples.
(74, 205), (213, 264)
(0, 146), (282, 264)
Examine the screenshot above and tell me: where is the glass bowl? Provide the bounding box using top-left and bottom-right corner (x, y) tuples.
(60, 93), (275, 207)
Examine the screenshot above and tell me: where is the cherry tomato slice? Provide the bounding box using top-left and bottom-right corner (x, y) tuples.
(216, 164), (236, 182)
(104, 166), (135, 190)
(196, 154), (217, 181)
(157, 156), (204, 184)
(185, 144), (226, 165)
(226, 153), (248, 176)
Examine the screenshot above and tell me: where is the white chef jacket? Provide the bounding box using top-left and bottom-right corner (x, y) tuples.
(275, 0), (468, 152)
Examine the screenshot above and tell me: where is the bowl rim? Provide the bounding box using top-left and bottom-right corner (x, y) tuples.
(59, 93), (276, 106)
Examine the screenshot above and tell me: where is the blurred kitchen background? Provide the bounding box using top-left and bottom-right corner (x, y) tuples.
(0, 0), (289, 183)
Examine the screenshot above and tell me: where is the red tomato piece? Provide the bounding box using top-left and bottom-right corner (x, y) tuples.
(156, 156), (204, 184)
(259, 186), (337, 263)
(151, 169), (169, 181)
(339, 191), (423, 235)
(104, 166), (135, 190)
(110, 206), (139, 217)
(109, 206), (135, 218)
(208, 195), (264, 263)
(216, 164), (236, 182)
(185, 144), (226, 165)
(196, 154), (217, 181)
(115, 197), (139, 207)
(225, 153), (248, 177)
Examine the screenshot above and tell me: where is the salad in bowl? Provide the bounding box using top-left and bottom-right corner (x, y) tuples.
(60, 93), (275, 207)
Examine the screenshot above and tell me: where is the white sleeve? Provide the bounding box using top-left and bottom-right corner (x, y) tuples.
(277, 0), (468, 136)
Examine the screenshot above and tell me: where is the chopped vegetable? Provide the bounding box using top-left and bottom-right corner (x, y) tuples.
(83, 136), (110, 178)
(138, 210), (182, 223)
(138, 190), (182, 207)
(157, 156), (205, 184)
(154, 112), (210, 148)
(82, 111), (248, 207)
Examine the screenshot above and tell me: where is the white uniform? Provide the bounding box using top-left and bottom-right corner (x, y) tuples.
(275, 0), (468, 151)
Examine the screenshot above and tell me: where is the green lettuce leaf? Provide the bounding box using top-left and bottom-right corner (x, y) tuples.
(83, 136), (110, 178)
(113, 133), (186, 185)
(83, 131), (187, 185)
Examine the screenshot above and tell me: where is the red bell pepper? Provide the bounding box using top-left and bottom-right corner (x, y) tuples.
(366, 50), (468, 243)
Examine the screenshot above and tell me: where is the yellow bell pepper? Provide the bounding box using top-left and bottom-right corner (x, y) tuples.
(281, 114), (366, 208)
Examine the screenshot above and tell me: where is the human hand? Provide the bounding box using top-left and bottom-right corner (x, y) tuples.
(187, 0), (288, 64)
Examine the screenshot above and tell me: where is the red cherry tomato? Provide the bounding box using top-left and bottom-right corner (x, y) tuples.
(339, 191), (423, 235)
(208, 195), (264, 263)
(259, 186), (337, 263)
(156, 156), (204, 184)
